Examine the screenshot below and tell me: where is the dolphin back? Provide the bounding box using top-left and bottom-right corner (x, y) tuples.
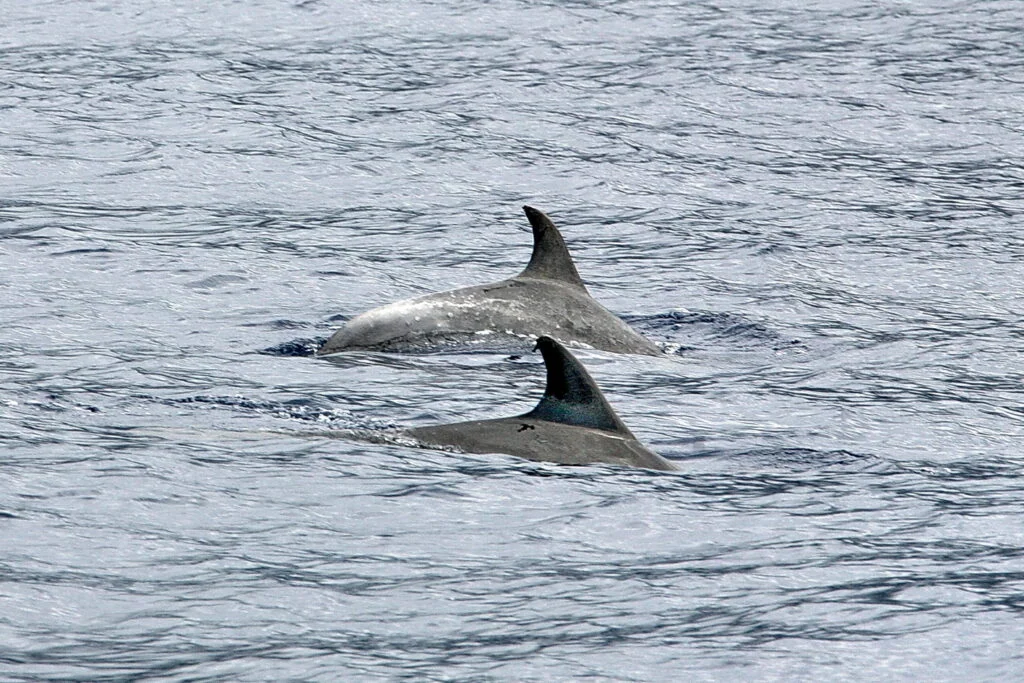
(408, 417), (677, 471)
(316, 206), (662, 356)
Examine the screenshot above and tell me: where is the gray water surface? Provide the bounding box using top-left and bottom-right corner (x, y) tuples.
(2, 0), (1023, 680)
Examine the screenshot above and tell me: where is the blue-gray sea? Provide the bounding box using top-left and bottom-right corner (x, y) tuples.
(2, 0), (1023, 680)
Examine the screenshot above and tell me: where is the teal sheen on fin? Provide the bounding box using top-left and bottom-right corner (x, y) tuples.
(525, 336), (633, 435)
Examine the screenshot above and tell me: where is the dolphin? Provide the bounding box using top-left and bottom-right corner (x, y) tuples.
(317, 206), (661, 356)
(407, 336), (678, 471)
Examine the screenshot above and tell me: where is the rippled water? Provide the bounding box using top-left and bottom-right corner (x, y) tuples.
(3, 0), (1023, 679)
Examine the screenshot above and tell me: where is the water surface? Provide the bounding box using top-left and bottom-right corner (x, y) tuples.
(2, 0), (1023, 679)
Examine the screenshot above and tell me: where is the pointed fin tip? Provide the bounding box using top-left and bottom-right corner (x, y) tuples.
(521, 205), (558, 236)
(527, 336), (632, 435)
(518, 206), (586, 288)
(522, 205), (543, 222)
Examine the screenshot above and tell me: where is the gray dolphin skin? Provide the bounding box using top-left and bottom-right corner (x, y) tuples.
(407, 336), (678, 471)
(316, 206), (661, 356)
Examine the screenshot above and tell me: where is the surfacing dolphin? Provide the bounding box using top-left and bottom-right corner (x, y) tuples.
(317, 206), (661, 356)
(407, 336), (678, 471)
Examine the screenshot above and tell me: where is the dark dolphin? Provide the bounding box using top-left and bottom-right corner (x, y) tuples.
(407, 336), (677, 471)
(317, 206), (661, 356)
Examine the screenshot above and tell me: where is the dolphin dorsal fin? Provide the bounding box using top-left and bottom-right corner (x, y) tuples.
(524, 336), (633, 435)
(518, 206), (587, 289)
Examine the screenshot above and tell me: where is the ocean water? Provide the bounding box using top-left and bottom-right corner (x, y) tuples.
(2, 0), (1023, 679)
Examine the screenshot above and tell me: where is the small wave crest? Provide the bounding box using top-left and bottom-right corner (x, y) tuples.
(152, 394), (389, 429)
(259, 337), (326, 357)
(628, 311), (804, 352)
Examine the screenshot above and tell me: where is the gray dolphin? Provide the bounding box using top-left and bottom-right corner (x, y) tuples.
(317, 206), (661, 356)
(407, 336), (678, 471)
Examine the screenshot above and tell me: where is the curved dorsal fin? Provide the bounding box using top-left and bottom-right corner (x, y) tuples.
(524, 336), (633, 435)
(518, 206), (587, 289)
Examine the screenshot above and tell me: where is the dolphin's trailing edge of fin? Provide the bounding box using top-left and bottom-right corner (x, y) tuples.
(525, 336), (633, 435)
(519, 206), (586, 288)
